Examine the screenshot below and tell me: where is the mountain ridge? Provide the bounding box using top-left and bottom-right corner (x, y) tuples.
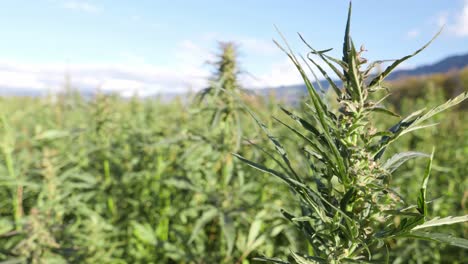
(254, 52), (468, 103)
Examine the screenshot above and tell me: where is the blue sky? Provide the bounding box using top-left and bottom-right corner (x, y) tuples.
(0, 0), (467, 96)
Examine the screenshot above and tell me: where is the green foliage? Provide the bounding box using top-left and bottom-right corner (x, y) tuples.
(0, 6), (467, 264)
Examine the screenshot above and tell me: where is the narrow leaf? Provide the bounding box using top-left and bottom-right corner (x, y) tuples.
(409, 231), (468, 249)
(412, 215), (468, 231)
(369, 29), (442, 87)
(367, 106), (400, 118)
(383, 151), (430, 173)
(417, 149), (434, 216)
(188, 207), (218, 243)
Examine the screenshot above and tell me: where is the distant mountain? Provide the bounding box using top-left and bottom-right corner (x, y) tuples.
(255, 52), (468, 102)
(387, 53), (468, 80)
(253, 82), (328, 105)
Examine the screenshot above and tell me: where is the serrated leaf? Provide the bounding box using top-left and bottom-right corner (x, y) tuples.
(164, 178), (200, 192)
(292, 216), (314, 222)
(232, 153), (305, 189)
(253, 256), (290, 264)
(300, 35), (346, 85)
(132, 222), (157, 245)
(291, 252), (326, 264)
(409, 231), (468, 249)
(368, 29), (442, 88)
(306, 54), (342, 96)
(188, 207), (218, 243)
(272, 117), (331, 167)
(238, 99), (302, 182)
(378, 91), (468, 157)
(390, 215), (425, 237)
(412, 215), (468, 231)
(383, 151), (430, 173)
(247, 219), (262, 247)
(273, 29), (347, 181)
(280, 107), (321, 138)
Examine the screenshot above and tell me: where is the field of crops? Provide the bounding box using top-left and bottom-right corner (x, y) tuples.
(1, 8), (467, 264)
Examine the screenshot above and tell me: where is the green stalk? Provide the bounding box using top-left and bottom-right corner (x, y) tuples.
(155, 155), (169, 241)
(4, 148), (22, 231)
(104, 159), (116, 218)
(1, 116), (22, 231)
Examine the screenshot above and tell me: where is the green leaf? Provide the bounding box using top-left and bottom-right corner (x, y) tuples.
(412, 215), (468, 231)
(367, 106), (400, 117)
(238, 99), (302, 182)
(368, 28), (442, 88)
(235, 151), (333, 224)
(34, 130), (69, 140)
(247, 218), (262, 247)
(244, 140), (291, 177)
(383, 151), (430, 173)
(299, 33), (347, 83)
(340, 187), (357, 212)
(305, 54), (342, 96)
(272, 117), (331, 167)
(220, 214), (236, 256)
(253, 256), (290, 264)
(273, 29), (347, 181)
(347, 40), (363, 102)
(375, 92), (468, 158)
(292, 216), (314, 222)
(417, 149), (434, 216)
(408, 231), (468, 249)
(188, 207), (218, 243)
(0, 218), (14, 235)
(232, 153), (305, 188)
(164, 178), (200, 192)
(342, 1), (352, 70)
(132, 222), (157, 245)
(400, 123), (439, 136)
(291, 252), (326, 264)
(280, 107), (322, 138)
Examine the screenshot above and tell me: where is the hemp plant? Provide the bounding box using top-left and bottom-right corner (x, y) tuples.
(235, 3), (468, 263)
(168, 42), (289, 263)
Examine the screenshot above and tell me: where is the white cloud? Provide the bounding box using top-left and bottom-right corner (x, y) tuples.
(0, 60), (208, 97)
(452, 0), (468, 36)
(62, 1), (99, 14)
(237, 37), (278, 56)
(436, 12), (449, 28)
(244, 59), (301, 88)
(0, 54), (309, 97)
(0, 71), (47, 90)
(435, 0), (468, 37)
(406, 29), (420, 38)
(0, 35), (316, 97)
(244, 55), (334, 89)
